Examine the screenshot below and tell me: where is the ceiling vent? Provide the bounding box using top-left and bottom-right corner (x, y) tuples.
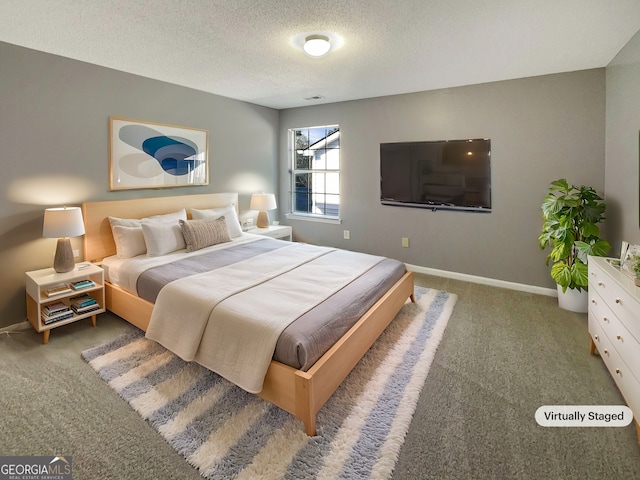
(304, 95), (325, 101)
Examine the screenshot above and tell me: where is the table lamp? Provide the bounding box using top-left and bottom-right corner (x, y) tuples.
(43, 206), (85, 273)
(250, 193), (277, 228)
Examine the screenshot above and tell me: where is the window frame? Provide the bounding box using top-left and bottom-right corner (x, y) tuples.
(288, 125), (341, 223)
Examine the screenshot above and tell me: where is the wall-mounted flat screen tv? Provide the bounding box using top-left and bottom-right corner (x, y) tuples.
(380, 138), (492, 212)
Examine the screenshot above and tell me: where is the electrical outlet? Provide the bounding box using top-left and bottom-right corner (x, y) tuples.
(73, 249), (80, 258)
(402, 237), (409, 248)
(343, 230), (350, 240)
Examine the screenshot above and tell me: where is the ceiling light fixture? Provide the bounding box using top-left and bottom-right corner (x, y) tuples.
(303, 35), (331, 57)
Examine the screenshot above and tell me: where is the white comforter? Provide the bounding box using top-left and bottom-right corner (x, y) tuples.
(145, 241), (384, 393)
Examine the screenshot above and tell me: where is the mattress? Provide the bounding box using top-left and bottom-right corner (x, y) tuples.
(102, 234), (406, 371)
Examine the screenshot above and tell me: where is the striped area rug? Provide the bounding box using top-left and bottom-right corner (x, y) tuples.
(82, 286), (456, 480)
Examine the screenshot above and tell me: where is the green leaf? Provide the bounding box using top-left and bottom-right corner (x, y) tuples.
(574, 241), (591, 263)
(584, 202), (606, 219)
(570, 260), (589, 288)
(581, 222), (600, 239)
(549, 179), (569, 193)
(574, 239), (611, 263)
(551, 261), (572, 290)
(538, 231), (552, 249)
(590, 239), (611, 257)
(541, 194), (560, 217)
(550, 242), (571, 262)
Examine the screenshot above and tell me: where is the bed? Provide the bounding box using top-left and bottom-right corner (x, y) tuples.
(82, 193), (414, 435)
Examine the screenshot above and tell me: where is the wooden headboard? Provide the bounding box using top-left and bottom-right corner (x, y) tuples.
(82, 192), (239, 262)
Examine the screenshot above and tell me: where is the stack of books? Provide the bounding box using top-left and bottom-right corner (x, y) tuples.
(71, 279), (96, 291)
(43, 283), (72, 297)
(42, 301), (73, 325)
(70, 294), (100, 315)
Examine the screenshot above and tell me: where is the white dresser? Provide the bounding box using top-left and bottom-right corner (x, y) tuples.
(588, 256), (640, 440)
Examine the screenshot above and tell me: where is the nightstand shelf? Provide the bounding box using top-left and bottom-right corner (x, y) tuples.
(26, 263), (105, 344)
(251, 225), (293, 241)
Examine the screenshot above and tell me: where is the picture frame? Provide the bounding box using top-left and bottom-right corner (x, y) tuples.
(109, 117), (209, 190)
(621, 242), (640, 278)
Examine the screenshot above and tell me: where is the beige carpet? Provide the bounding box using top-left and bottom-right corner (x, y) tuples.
(1, 272), (639, 479)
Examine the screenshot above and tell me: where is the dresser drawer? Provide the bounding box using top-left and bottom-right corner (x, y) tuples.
(588, 289), (609, 326)
(589, 312), (609, 356)
(589, 298), (640, 383)
(588, 259), (608, 288)
(590, 316), (640, 421)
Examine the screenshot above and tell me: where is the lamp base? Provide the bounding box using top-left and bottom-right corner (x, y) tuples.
(53, 237), (75, 273)
(257, 210), (270, 228)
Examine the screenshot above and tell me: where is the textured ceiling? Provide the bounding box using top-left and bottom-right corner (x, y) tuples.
(1, 0), (640, 109)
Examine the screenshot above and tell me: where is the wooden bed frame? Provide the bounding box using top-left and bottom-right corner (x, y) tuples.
(82, 193), (415, 435)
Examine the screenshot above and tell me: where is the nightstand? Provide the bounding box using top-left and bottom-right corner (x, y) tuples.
(25, 263), (106, 344)
(251, 225), (293, 241)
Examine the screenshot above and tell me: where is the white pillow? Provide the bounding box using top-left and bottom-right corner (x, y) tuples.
(144, 208), (187, 224)
(190, 205), (242, 238)
(111, 225), (146, 258)
(141, 221), (186, 256)
(109, 209), (187, 257)
(109, 209), (187, 228)
(108, 216), (141, 229)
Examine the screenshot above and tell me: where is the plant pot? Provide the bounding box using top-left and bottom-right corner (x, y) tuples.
(557, 284), (588, 313)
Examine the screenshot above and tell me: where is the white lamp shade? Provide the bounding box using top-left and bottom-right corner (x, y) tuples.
(43, 207), (85, 238)
(304, 35), (331, 56)
(250, 194), (277, 211)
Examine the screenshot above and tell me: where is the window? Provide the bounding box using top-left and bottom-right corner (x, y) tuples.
(290, 125), (340, 220)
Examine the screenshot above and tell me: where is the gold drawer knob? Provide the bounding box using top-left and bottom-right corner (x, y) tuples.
(594, 335), (599, 341)
(604, 349), (609, 355)
(598, 281), (603, 286)
(591, 299), (596, 304)
(615, 368), (621, 375)
(615, 298), (621, 304)
(603, 317), (609, 322)
(616, 335), (621, 340)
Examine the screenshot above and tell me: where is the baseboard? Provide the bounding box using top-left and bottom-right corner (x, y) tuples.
(406, 264), (557, 297)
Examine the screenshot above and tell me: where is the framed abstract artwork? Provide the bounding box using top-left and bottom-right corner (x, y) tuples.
(109, 117), (209, 190)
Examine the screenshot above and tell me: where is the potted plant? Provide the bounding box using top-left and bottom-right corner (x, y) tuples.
(539, 178), (611, 311)
(632, 255), (640, 287)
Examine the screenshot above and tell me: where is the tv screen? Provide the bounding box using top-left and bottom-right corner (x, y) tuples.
(380, 138), (491, 212)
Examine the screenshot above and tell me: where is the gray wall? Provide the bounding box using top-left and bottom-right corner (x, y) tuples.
(279, 70), (606, 290)
(5, 36), (635, 330)
(605, 29), (640, 250)
(0, 42), (279, 329)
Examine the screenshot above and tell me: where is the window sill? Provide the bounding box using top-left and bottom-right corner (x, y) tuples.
(285, 213), (342, 225)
